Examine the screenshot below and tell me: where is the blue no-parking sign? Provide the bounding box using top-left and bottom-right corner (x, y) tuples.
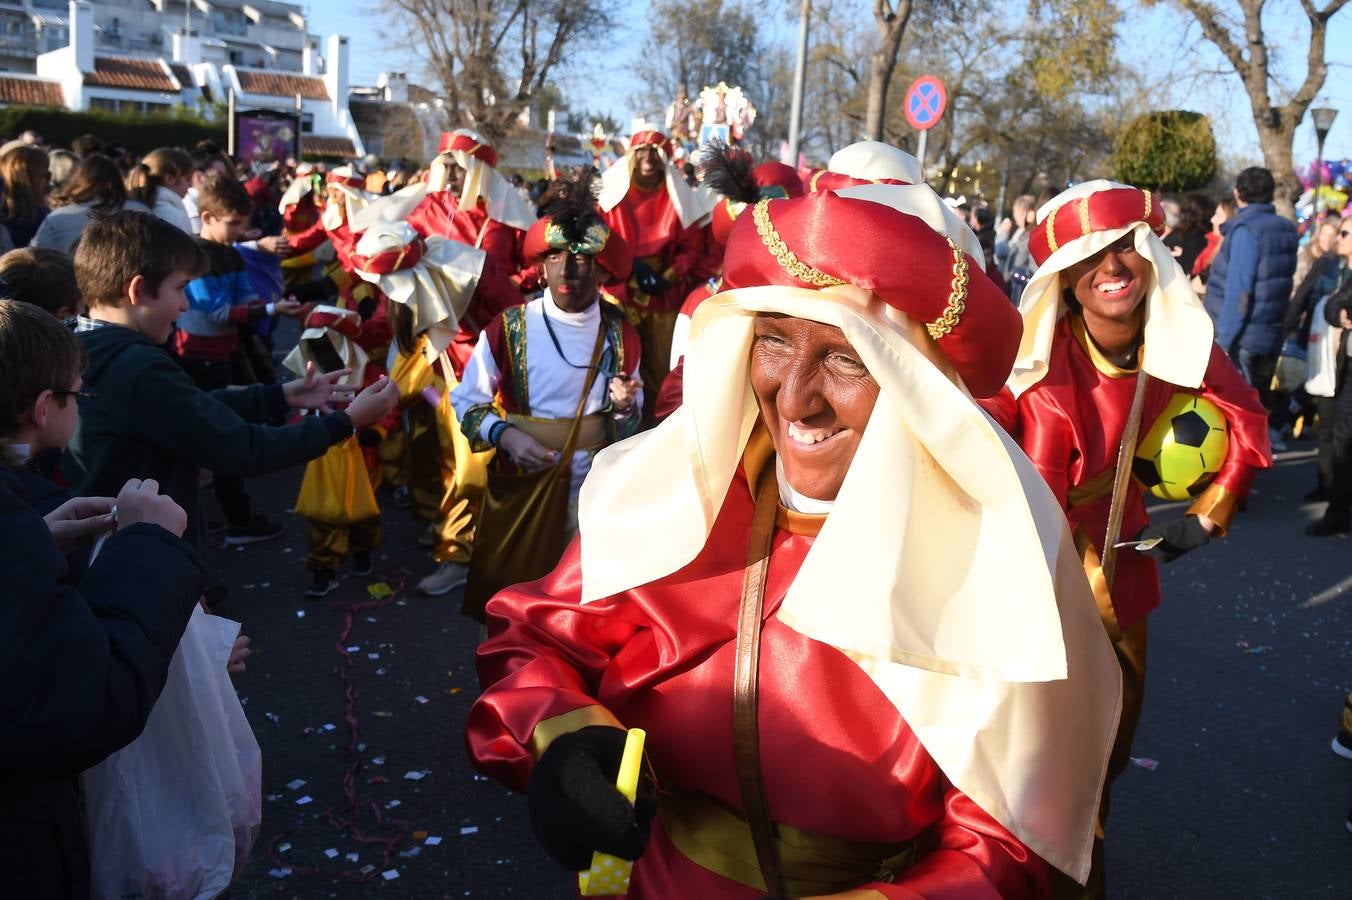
(904, 75), (947, 131)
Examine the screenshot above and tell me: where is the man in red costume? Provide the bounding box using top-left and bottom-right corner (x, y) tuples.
(597, 129), (713, 426)
(982, 180), (1272, 899)
(468, 161), (1123, 898)
(408, 129), (536, 287)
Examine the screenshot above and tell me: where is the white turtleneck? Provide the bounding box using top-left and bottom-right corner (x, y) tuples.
(775, 456), (835, 515)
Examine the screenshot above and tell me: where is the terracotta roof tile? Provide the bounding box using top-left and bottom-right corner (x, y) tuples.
(169, 64), (193, 89)
(84, 56), (178, 93)
(236, 70), (329, 101)
(301, 135), (356, 158)
(0, 76), (64, 107)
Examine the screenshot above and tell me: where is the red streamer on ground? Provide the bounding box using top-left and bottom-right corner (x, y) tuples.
(266, 575), (412, 882)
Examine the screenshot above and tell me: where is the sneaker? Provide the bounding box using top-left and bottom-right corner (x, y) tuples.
(225, 513), (285, 546)
(393, 485), (412, 509)
(418, 561), (468, 596)
(417, 523), (437, 548)
(306, 568), (340, 598)
(351, 552), (373, 577)
(1333, 732), (1352, 760)
(1305, 515), (1351, 537)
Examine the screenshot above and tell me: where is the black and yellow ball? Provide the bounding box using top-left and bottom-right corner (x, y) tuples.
(1131, 394), (1229, 501)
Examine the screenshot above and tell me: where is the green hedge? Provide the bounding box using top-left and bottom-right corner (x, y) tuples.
(0, 106), (225, 155)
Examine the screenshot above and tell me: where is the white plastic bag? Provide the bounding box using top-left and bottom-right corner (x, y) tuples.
(84, 607), (262, 900)
(1305, 295), (1340, 398)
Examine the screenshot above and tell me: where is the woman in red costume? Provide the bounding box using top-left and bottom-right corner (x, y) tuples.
(983, 181), (1272, 898)
(467, 166), (1123, 898)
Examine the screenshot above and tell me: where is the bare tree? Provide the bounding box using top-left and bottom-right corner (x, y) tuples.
(864, 0), (918, 140)
(1164, 0), (1350, 218)
(633, 0), (761, 110)
(387, 0), (614, 144)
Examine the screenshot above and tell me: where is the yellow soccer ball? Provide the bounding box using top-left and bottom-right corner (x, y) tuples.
(1131, 394), (1229, 501)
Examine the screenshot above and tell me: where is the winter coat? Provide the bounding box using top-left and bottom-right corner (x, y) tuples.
(0, 465), (206, 899)
(1205, 202), (1299, 356)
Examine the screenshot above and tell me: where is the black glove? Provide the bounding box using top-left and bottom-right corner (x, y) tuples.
(527, 726), (655, 870)
(630, 259), (669, 297)
(289, 276), (340, 306)
(356, 428), (382, 448)
(1135, 516), (1211, 563)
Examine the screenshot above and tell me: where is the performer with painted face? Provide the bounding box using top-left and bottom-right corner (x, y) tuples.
(984, 181), (1272, 898)
(467, 167), (1123, 898)
(597, 130), (714, 426)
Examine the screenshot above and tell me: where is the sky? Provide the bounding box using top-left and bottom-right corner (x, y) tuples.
(308, 1), (1352, 171)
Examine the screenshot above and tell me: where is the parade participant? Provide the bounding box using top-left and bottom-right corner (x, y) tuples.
(452, 174), (639, 621)
(352, 220), (497, 597)
(986, 180), (1272, 898)
(467, 179), (1122, 897)
(597, 129), (714, 426)
(286, 305), (394, 596)
(408, 129), (536, 284)
(655, 141), (918, 420)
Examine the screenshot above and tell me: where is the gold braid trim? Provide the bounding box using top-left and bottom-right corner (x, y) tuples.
(926, 237), (968, 340)
(752, 199), (846, 287)
(1045, 210), (1060, 254)
(1078, 197), (1092, 237)
(1143, 189), (1152, 220)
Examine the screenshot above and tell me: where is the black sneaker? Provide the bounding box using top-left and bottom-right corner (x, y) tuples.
(306, 568), (339, 598)
(1305, 515), (1351, 537)
(225, 513), (285, 546)
(351, 552), (373, 576)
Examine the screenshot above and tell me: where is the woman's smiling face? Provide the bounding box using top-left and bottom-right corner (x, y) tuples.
(1064, 232), (1154, 324)
(749, 314), (880, 502)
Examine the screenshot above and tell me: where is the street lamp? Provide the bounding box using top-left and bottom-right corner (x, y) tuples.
(1311, 106), (1338, 219)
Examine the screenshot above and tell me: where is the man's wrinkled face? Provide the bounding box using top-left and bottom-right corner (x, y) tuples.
(749, 314), (880, 502)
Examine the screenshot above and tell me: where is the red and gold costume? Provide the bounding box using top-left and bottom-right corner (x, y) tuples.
(469, 438), (1049, 899)
(980, 181), (1272, 899)
(470, 166), (1123, 897)
(598, 130), (715, 425)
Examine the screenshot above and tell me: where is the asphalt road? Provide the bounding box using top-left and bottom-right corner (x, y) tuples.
(216, 439), (1352, 899)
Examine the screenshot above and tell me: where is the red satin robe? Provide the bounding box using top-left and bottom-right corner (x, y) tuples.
(981, 314), (1271, 631)
(408, 190), (526, 283)
(601, 183), (707, 313)
(467, 452), (1051, 899)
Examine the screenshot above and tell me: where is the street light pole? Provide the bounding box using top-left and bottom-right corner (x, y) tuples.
(786, 0), (811, 167)
(1311, 106), (1338, 220)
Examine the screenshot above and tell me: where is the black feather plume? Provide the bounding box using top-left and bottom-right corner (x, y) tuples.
(697, 141), (759, 204)
(541, 167), (603, 245)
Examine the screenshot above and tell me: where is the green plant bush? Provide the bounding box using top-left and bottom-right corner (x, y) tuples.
(1112, 110), (1218, 193)
(0, 105), (225, 155)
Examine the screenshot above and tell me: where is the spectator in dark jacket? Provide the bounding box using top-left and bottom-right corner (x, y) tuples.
(0, 298), (207, 899)
(61, 211), (399, 543)
(1204, 167), (1300, 447)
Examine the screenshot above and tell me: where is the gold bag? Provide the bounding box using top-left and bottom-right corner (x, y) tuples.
(294, 435), (380, 525)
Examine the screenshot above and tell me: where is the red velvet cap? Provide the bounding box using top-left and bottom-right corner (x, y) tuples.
(326, 168), (364, 188)
(438, 131), (499, 168)
(1027, 186), (1164, 267)
(304, 308), (361, 339)
(805, 170), (912, 193)
(523, 216), (632, 285)
(721, 192), (1021, 397)
(629, 130), (674, 159)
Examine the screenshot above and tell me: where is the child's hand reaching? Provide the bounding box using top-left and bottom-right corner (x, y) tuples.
(283, 361), (356, 412)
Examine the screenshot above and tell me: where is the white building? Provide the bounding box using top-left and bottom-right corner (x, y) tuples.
(4, 1), (364, 160)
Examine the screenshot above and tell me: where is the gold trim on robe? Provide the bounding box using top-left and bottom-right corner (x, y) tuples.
(528, 704), (623, 760)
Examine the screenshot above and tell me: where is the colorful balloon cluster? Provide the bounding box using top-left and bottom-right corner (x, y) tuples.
(1296, 158), (1350, 233)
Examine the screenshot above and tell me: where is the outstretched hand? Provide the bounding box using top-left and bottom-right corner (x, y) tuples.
(283, 361), (356, 413)
(43, 495), (116, 553)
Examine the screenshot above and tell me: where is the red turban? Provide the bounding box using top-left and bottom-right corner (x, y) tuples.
(710, 161), (807, 246)
(721, 192), (1020, 398)
(1027, 186), (1164, 267)
(523, 216), (632, 286)
(437, 131), (499, 168)
(629, 130), (674, 159)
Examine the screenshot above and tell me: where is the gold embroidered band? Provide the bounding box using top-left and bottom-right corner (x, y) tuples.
(752, 199), (847, 288)
(1143, 189), (1151, 220)
(1078, 197), (1092, 236)
(1045, 212), (1060, 254)
(926, 237), (968, 340)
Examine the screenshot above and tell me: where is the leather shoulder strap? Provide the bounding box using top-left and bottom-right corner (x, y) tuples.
(734, 465), (786, 897)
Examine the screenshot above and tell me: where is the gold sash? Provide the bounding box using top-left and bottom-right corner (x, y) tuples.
(504, 413), (607, 452)
(658, 790), (918, 895)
